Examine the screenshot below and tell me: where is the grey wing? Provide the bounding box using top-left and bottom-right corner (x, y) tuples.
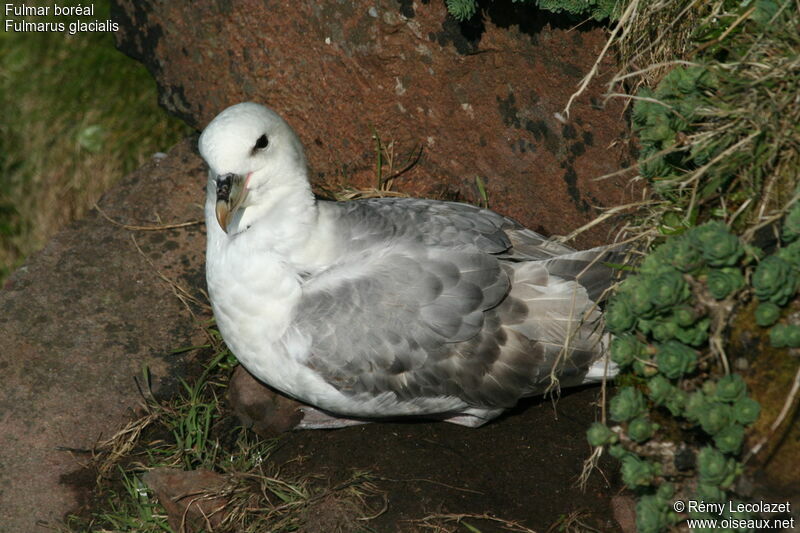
(295, 242), (512, 406)
(327, 197), (577, 260)
(326, 197), (621, 299)
(298, 199), (616, 414)
(294, 250), (609, 413)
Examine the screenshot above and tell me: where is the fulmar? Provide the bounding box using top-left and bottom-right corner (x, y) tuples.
(199, 102), (622, 429)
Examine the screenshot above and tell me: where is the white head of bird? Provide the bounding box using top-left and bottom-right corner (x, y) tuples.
(198, 102), (311, 235)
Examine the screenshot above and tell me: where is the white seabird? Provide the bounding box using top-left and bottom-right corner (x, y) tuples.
(199, 102), (620, 429)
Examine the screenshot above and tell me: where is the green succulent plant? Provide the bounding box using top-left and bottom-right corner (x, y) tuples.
(650, 318), (680, 342)
(777, 240), (800, 266)
(783, 203), (800, 242)
(732, 396), (761, 425)
(639, 113), (676, 145)
(674, 317), (710, 347)
(689, 222), (744, 267)
(698, 403), (732, 435)
(672, 305), (699, 327)
(647, 375), (674, 405)
(697, 446), (740, 489)
(587, 422), (618, 447)
(755, 302), (781, 327)
(636, 494), (678, 533)
(753, 255), (798, 305)
(646, 375), (689, 418)
(628, 416), (659, 443)
(639, 154), (672, 180)
(610, 386), (648, 422)
(650, 269), (691, 310)
(664, 389), (688, 417)
(713, 423), (745, 454)
(685, 390), (709, 422)
(713, 374), (747, 403)
(669, 237), (705, 272)
(695, 482), (726, 505)
(609, 443), (632, 460)
(610, 334), (645, 368)
(657, 66), (714, 97)
(632, 88), (661, 126)
(605, 296), (636, 334)
(655, 341), (697, 379)
(769, 323), (800, 348)
(707, 267), (745, 299)
(621, 454), (660, 488)
(625, 277), (659, 318)
(444, 0), (619, 22)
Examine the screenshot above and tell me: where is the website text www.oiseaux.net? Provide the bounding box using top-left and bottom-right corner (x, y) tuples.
(674, 499), (795, 530)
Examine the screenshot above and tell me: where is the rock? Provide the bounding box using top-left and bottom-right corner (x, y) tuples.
(111, 0), (639, 248)
(611, 494), (637, 533)
(143, 468), (230, 532)
(227, 365), (304, 437)
(0, 138), (209, 531)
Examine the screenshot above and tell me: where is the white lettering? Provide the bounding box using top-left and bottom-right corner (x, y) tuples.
(9, 3), (50, 16)
(55, 4), (95, 17)
(688, 500), (725, 515)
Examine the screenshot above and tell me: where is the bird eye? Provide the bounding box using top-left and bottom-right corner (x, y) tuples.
(254, 134), (269, 150)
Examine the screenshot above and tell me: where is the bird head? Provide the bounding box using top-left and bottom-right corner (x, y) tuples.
(198, 102), (308, 233)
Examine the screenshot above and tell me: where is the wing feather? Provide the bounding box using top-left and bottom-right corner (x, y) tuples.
(292, 198), (614, 413)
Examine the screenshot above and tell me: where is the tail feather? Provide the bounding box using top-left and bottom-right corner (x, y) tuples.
(541, 245), (628, 302)
(582, 352), (619, 384)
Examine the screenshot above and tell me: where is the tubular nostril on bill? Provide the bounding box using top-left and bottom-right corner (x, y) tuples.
(216, 173), (234, 202)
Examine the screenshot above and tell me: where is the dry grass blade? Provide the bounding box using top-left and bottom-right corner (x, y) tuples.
(412, 512), (539, 533)
(744, 364), (800, 463)
(93, 411), (160, 482)
(130, 234), (210, 314)
(546, 510), (603, 533)
(553, 204), (655, 244)
(94, 202), (203, 231)
(214, 469), (387, 532)
(562, 0), (640, 117)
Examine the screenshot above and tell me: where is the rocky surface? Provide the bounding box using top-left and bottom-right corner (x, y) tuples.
(111, 0), (639, 248)
(227, 364), (305, 437)
(143, 468), (231, 531)
(0, 139), (209, 531)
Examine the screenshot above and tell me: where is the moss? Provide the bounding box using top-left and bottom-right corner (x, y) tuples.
(728, 300), (800, 490)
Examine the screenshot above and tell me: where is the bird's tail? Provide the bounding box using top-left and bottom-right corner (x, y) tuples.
(540, 244), (629, 302)
(581, 351), (619, 384)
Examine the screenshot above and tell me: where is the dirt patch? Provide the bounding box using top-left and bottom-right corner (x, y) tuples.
(262, 387), (623, 531)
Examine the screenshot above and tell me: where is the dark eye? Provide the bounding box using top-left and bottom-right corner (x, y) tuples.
(254, 134), (269, 150)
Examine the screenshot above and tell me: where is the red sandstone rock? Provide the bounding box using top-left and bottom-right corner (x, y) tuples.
(0, 140), (209, 530)
(143, 468), (230, 532)
(111, 0), (639, 248)
(227, 365), (304, 436)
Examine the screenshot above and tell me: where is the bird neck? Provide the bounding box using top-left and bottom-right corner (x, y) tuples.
(205, 179), (315, 342)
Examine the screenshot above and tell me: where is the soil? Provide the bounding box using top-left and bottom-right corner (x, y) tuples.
(260, 386), (623, 532)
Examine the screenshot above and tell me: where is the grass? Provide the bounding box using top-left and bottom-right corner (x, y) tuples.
(65, 322), (386, 532)
(0, 0), (190, 282)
